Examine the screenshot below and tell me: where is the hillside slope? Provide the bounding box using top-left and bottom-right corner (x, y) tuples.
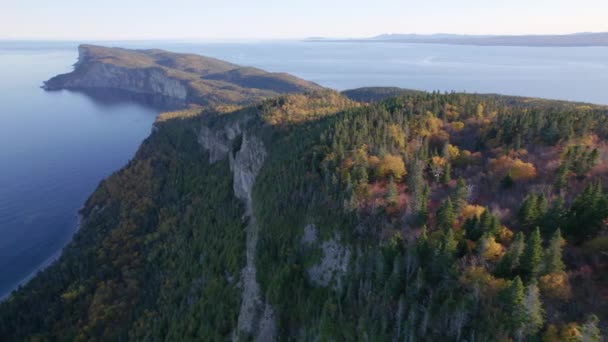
(1, 89), (607, 341)
(43, 44), (323, 107)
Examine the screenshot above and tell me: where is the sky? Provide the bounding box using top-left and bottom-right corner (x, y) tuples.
(1, 0), (608, 40)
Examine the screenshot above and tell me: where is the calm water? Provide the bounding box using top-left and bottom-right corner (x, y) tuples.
(1, 41), (608, 299)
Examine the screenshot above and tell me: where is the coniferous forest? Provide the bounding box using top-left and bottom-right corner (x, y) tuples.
(1, 89), (606, 341)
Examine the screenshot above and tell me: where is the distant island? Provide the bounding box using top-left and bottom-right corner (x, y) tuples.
(310, 32), (608, 47)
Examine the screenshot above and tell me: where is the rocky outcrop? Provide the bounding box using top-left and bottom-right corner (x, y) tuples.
(42, 44), (324, 108)
(44, 53), (188, 106)
(197, 118), (276, 341)
(306, 226), (351, 290)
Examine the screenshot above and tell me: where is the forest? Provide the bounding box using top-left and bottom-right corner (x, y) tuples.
(0, 89), (606, 341)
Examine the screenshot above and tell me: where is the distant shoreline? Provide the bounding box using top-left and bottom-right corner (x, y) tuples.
(305, 32), (608, 47)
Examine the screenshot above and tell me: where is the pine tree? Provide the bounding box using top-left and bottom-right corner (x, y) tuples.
(441, 227), (458, 256)
(519, 194), (539, 229)
(452, 177), (468, 212)
(437, 198), (455, 231)
(504, 276), (526, 336)
(501, 171), (515, 189)
(496, 231), (525, 276)
(540, 197), (565, 236)
(554, 164), (569, 193)
(566, 181), (608, 242)
(441, 162), (451, 184)
(543, 229), (565, 274)
(537, 193), (548, 218)
(521, 227), (543, 279)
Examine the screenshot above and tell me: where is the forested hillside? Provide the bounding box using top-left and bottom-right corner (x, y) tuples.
(1, 89), (606, 341)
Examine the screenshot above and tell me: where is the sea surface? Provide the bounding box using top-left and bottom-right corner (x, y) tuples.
(1, 40), (608, 298)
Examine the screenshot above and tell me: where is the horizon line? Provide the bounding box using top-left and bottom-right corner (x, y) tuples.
(2, 31), (608, 42)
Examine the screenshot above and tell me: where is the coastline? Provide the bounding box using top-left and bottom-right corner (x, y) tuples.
(0, 214), (82, 301)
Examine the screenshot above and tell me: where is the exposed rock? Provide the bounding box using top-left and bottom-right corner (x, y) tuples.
(43, 44), (323, 108)
(307, 234), (351, 289)
(301, 224), (319, 245)
(256, 303), (277, 342)
(44, 58), (188, 105)
(197, 120), (275, 341)
(230, 134), (267, 210)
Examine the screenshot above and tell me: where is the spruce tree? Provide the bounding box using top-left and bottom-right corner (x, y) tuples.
(521, 227), (543, 279)
(518, 194), (539, 229)
(437, 198), (455, 231)
(496, 232), (525, 276)
(441, 162), (451, 184)
(505, 276), (526, 336)
(452, 177), (468, 212)
(543, 229), (565, 274)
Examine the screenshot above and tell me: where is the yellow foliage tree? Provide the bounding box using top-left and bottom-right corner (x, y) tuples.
(496, 226), (514, 244)
(480, 236), (505, 262)
(388, 124), (406, 150)
(489, 155), (537, 181)
(461, 204), (486, 219)
(431, 156), (447, 168)
(450, 121), (465, 132)
(539, 271), (572, 300)
(378, 155), (406, 179)
(368, 155), (380, 169)
(510, 158), (537, 181)
(447, 144), (460, 159)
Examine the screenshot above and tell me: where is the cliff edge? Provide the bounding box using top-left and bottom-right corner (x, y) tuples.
(43, 44), (323, 107)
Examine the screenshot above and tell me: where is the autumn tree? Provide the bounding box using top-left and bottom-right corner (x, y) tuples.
(378, 154), (406, 180)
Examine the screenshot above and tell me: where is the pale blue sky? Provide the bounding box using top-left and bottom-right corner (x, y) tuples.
(2, 0), (607, 40)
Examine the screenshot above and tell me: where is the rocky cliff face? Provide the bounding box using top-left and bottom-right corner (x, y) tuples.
(44, 47), (188, 106)
(197, 117), (276, 341)
(42, 44), (324, 109)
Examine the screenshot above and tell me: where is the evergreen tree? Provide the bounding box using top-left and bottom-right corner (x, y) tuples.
(501, 172), (515, 189)
(441, 227), (458, 256)
(523, 282), (544, 337)
(496, 232), (525, 276)
(540, 197), (565, 236)
(554, 164), (569, 193)
(452, 177), (468, 212)
(566, 181), (608, 242)
(518, 194), (539, 229)
(504, 276), (526, 337)
(441, 162), (451, 184)
(537, 193), (548, 219)
(521, 228), (543, 279)
(437, 198), (455, 231)
(543, 229), (565, 274)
